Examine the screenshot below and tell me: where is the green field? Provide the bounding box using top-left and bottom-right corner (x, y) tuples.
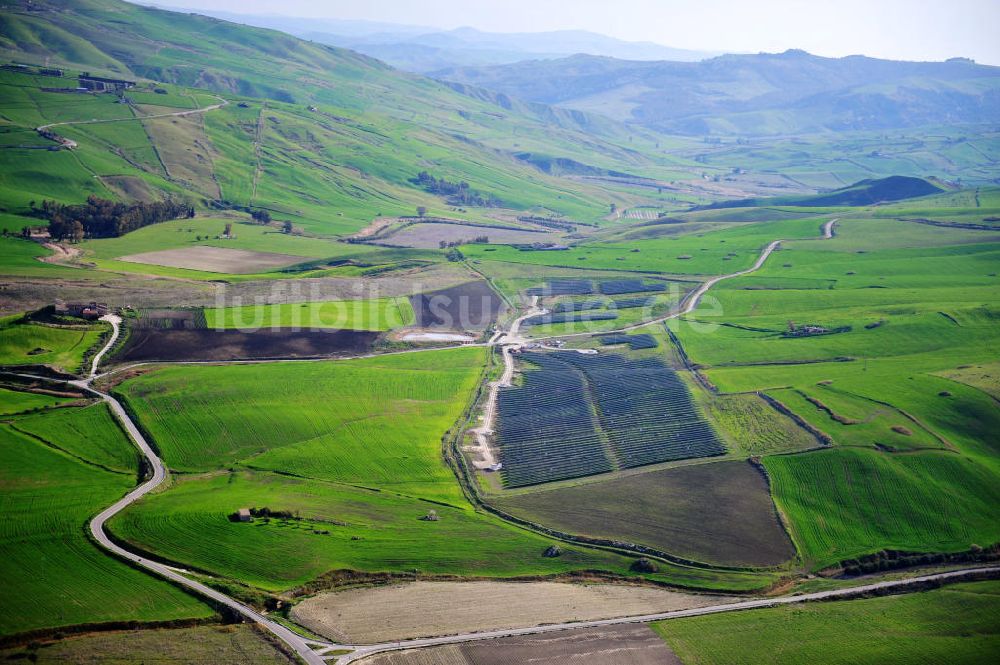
(0, 387), (69, 415)
(204, 297), (415, 331)
(116, 348), (487, 497)
(464, 217), (826, 276)
(655, 580), (1000, 664)
(0, 315), (105, 373)
(0, 408), (213, 637)
(764, 448), (1000, 569)
(13, 401), (139, 473)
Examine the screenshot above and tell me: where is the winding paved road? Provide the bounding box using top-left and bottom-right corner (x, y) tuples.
(70, 315), (335, 665)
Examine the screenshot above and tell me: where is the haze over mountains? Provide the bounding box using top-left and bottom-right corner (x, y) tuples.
(154, 5), (1000, 137)
(160, 8), (717, 72)
(437, 50), (1000, 135)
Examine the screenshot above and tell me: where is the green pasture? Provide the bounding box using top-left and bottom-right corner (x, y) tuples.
(0, 387), (69, 415)
(764, 447), (1000, 569)
(0, 418), (212, 636)
(0, 314), (105, 373)
(13, 401), (139, 473)
(204, 297), (414, 331)
(463, 217), (828, 275)
(117, 348), (488, 501)
(655, 580), (1000, 665)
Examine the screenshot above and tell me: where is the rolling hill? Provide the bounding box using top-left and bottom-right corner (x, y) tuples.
(698, 176), (949, 209)
(434, 50), (1000, 135)
(0, 0), (691, 232)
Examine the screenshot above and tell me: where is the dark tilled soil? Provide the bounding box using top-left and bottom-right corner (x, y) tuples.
(409, 280), (503, 330)
(364, 625), (681, 665)
(496, 460), (796, 568)
(117, 328), (379, 362)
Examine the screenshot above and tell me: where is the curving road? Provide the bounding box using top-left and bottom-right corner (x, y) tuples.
(70, 315), (336, 665)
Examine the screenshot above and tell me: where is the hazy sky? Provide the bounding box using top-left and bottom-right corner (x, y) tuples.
(156, 0), (1000, 64)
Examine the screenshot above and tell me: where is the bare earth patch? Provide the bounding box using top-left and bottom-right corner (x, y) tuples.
(118, 246), (307, 274)
(381, 222), (560, 249)
(290, 581), (734, 644)
(358, 624), (680, 665)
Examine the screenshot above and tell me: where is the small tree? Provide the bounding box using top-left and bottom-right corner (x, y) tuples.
(223, 222), (233, 238)
(609, 203), (617, 214)
(282, 220), (293, 234)
(70, 220), (84, 243)
(416, 206), (427, 218)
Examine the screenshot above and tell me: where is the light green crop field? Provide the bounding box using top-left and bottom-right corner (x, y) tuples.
(116, 348), (488, 498)
(463, 217), (826, 276)
(0, 417), (213, 637)
(13, 401), (139, 473)
(764, 448), (1000, 569)
(654, 580), (1000, 665)
(0, 387), (69, 415)
(0, 315), (105, 373)
(204, 297), (415, 331)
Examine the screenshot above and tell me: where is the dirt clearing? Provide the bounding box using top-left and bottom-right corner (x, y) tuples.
(118, 246), (307, 274)
(290, 581), (733, 644)
(380, 222), (560, 249)
(358, 624), (680, 665)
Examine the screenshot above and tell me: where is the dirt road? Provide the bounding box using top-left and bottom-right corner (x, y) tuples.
(467, 296), (546, 469)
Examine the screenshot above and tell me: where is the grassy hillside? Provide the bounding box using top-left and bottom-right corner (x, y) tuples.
(0, 314), (106, 372)
(0, 0), (694, 241)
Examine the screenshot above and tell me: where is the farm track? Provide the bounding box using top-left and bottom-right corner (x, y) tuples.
(36, 97), (229, 132)
(35, 96), (229, 149)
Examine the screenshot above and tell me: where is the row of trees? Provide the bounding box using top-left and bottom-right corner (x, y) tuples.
(410, 171), (502, 208)
(39, 196), (194, 241)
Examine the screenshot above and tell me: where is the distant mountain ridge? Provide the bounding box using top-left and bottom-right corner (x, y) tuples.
(435, 50), (1000, 135)
(150, 7), (716, 72)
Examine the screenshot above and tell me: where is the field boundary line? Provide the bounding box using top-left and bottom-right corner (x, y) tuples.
(337, 565), (1000, 663)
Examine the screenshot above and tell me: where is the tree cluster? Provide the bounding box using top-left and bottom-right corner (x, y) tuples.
(410, 171), (502, 207)
(438, 235), (488, 249)
(40, 196), (194, 241)
(250, 209), (271, 224)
